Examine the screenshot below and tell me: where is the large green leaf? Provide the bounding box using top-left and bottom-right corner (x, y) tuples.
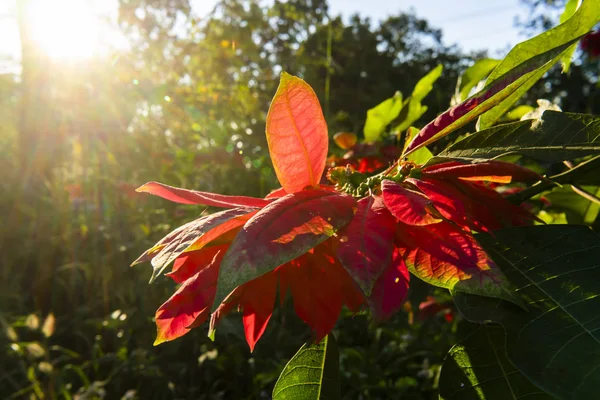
(273, 334), (340, 400)
(477, 0), (599, 129)
(452, 59), (500, 105)
(394, 65), (443, 134)
(438, 111), (600, 162)
(453, 225), (600, 399)
(363, 91), (403, 142)
(439, 323), (554, 400)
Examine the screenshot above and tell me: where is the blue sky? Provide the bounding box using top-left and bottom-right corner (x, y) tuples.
(0, 0), (536, 71)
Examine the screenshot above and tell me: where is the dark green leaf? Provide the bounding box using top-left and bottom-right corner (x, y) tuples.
(439, 323), (554, 400)
(439, 111), (600, 162)
(477, 0), (599, 129)
(273, 334), (341, 400)
(453, 225), (600, 399)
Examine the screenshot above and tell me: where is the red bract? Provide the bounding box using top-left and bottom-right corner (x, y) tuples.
(134, 73), (536, 351)
(135, 74), (366, 350)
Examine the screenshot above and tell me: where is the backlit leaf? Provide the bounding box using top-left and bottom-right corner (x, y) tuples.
(154, 249), (223, 345)
(454, 225), (600, 399)
(404, 37), (582, 155)
(212, 189), (355, 311)
(266, 73), (328, 193)
(382, 180), (442, 226)
(452, 59), (500, 105)
(278, 245), (360, 340)
(559, 0), (581, 72)
(272, 334), (341, 400)
(167, 244), (229, 284)
(394, 65), (443, 134)
(241, 272), (277, 352)
(136, 181), (271, 208)
(477, 0), (598, 129)
(364, 91), (403, 142)
(396, 222), (520, 306)
(137, 208), (256, 282)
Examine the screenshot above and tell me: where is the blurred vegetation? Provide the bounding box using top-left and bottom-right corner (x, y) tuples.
(0, 0), (597, 398)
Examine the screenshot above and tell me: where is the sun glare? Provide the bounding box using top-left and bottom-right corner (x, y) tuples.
(25, 0), (118, 61)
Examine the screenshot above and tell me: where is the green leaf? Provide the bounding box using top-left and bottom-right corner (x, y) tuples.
(439, 323), (553, 400)
(477, 0), (599, 129)
(404, 38), (581, 155)
(273, 334), (341, 400)
(394, 64), (443, 134)
(453, 225), (600, 399)
(452, 59), (500, 105)
(559, 0), (581, 73)
(438, 111), (600, 162)
(544, 185), (600, 225)
(363, 91), (403, 142)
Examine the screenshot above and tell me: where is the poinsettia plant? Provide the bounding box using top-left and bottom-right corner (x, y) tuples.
(132, 1), (599, 398)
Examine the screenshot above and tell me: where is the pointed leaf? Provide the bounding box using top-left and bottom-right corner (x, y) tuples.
(404, 37), (582, 155)
(394, 65), (443, 134)
(397, 222), (521, 306)
(382, 180), (442, 226)
(241, 272), (277, 352)
(154, 249), (223, 345)
(439, 111), (600, 162)
(212, 189), (356, 311)
(439, 323), (553, 400)
(147, 208), (256, 282)
(266, 73), (328, 193)
(453, 225), (600, 399)
(477, 0), (599, 129)
(336, 196), (397, 296)
(364, 92), (403, 142)
(272, 334), (341, 400)
(136, 181), (271, 208)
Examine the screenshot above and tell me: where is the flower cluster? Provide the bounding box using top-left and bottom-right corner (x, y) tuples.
(133, 73), (537, 350)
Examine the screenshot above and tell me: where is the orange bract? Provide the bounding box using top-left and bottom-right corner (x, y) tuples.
(266, 72), (328, 193)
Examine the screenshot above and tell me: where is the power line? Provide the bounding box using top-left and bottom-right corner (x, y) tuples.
(431, 5), (515, 26)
